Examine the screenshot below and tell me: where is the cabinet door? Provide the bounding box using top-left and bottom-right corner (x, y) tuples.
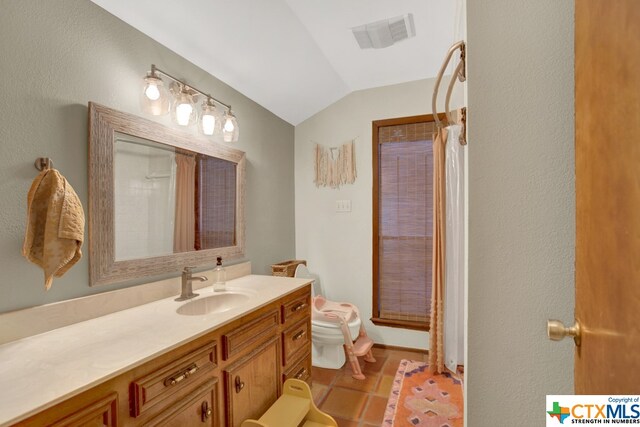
(145, 379), (217, 427)
(223, 337), (279, 427)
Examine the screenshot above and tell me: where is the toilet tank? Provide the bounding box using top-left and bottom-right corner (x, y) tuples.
(294, 264), (322, 297)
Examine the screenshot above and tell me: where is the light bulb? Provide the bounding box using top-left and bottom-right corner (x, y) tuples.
(141, 73), (169, 116)
(222, 109), (239, 142)
(144, 83), (160, 100)
(224, 117), (235, 132)
(199, 99), (222, 137)
(202, 114), (215, 135)
(176, 103), (193, 126)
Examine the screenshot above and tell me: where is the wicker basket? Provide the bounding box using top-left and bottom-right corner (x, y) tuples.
(271, 260), (307, 277)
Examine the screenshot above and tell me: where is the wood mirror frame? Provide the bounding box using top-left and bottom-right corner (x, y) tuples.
(88, 102), (246, 286)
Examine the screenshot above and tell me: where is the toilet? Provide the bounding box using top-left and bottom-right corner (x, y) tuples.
(294, 264), (375, 379)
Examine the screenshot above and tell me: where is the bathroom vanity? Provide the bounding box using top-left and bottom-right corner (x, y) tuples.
(0, 275), (311, 427)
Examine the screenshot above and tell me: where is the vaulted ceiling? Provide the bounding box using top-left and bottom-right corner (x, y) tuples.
(91, 0), (457, 125)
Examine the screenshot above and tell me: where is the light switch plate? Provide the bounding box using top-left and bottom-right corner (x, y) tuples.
(335, 199), (352, 212)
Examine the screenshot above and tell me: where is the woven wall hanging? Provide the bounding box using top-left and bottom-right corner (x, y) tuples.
(314, 139), (357, 189)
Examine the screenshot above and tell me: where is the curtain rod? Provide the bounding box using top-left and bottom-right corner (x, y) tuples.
(431, 41), (465, 130)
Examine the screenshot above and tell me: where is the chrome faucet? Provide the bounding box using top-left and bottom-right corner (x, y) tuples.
(176, 267), (207, 301)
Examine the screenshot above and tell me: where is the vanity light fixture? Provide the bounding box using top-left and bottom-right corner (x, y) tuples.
(140, 64), (239, 142)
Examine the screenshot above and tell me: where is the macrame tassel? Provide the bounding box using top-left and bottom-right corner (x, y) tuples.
(343, 140), (357, 185)
(313, 143), (324, 187)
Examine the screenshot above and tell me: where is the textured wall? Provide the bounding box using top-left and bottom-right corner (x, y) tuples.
(0, 0), (295, 313)
(295, 79), (463, 348)
(466, 0), (575, 424)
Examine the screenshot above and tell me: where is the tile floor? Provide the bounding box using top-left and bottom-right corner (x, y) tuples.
(310, 346), (430, 427)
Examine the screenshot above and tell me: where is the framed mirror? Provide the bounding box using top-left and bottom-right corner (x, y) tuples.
(88, 102), (245, 286)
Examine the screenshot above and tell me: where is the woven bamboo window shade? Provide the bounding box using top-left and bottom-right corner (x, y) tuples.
(195, 156), (236, 250)
(373, 116), (438, 330)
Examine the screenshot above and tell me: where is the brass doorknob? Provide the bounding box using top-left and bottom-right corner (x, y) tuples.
(547, 319), (581, 346)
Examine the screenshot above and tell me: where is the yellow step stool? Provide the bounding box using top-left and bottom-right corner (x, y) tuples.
(241, 379), (337, 427)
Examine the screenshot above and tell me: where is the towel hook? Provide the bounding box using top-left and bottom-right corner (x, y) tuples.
(34, 157), (53, 171)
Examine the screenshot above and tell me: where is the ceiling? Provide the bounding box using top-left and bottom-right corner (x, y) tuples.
(91, 0), (457, 125)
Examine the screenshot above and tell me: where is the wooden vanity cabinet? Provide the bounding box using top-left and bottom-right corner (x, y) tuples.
(12, 285), (311, 427)
(218, 286), (310, 427)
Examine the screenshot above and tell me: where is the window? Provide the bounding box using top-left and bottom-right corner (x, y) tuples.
(372, 114), (441, 331)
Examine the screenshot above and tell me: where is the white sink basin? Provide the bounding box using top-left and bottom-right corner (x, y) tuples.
(176, 292), (252, 316)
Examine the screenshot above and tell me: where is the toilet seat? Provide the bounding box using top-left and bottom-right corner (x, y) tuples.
(312, 295), (357, 324)
(312, 316), (360, 329)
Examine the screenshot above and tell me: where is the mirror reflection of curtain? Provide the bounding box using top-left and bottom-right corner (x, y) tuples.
(195, 157), (236, 250)
(173, 152), (196, 253)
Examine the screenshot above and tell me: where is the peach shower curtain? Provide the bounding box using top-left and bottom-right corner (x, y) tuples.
(429, 126), (447, 374)
(173, 152), (196, 253)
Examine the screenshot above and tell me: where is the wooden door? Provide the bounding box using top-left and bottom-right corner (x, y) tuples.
(223, 338), (279, 427)
(575, 0), (640, 392)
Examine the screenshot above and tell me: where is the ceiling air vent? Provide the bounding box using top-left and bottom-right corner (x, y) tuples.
(352, 13), (416, 50)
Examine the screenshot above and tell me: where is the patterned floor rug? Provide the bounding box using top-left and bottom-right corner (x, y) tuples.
(382, 359), (464, 427)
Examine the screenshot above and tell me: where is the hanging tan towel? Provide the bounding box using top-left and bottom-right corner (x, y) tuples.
(22, 169), (85, 290)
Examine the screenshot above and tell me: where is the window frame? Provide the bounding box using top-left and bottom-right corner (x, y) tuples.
(371, 113), (446, 331)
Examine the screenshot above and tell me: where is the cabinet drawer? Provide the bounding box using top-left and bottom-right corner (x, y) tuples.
(281, 293), (310, 326)
(222, 309), (279, 360)
(282, 354), (311, 384)
(130, 341), (217, 417)
(144, 378), (218, 427)
(282, 318), (310, 366)
(48, 392), (118, 427)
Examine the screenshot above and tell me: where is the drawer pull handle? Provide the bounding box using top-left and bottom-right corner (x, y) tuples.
(201, 401), (212, 422)
(291, 302), (307, 312)
(164, 363), (198, 387)
(235, 376), (245, 393)
(292, 330), (306, 341)
(294, 367), (308, 379)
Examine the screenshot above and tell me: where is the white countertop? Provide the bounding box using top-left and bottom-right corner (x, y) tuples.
(0, 274), (310, 426)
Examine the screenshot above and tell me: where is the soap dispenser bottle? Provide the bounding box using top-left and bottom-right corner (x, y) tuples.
(213, 257), (226, 292)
